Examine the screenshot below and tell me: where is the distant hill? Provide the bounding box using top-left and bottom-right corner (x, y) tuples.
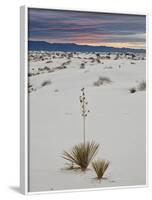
(28, 41), (146, 53)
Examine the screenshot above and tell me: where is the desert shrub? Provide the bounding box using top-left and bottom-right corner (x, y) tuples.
(46, 60), (52, 63)
(62, 141), (99, 171)
(129, 87), (136, 93)
(131, 54), (136, 59)
(80, 63), (85, 69)
(138, 81), (146, 91)
(44, 66), (50, 71)
(96, 58), (101, 63)
(38, 68), (44, 71)
(28, 72), (33, 77)
(41, 80), (51, 87)
(57, 65), (67, 70)
(96, 53), (100, 57)
(36, 72), (40, 75)
(94, 76), (111, 86)
(104, 66), (113, 69)
(114, 54), (119, 60)
(28, 84), (32, 88)
(106, 55), (110, 59)
(92, 160), (110, 180)
(54, 89), (59, 92)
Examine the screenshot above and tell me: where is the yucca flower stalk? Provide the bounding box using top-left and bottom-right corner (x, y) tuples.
(79, 88), (90, 145)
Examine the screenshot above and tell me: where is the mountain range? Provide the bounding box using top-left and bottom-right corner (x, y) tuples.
(28, 41), (145, 53)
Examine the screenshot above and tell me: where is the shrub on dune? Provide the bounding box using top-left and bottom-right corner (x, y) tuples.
(80, 63), (85, 69)
(41, 80), (51, 87)
(92, 159), (110, 180)
(94, 76), (111, 86)
(62, 141), (99, 171)
(138, 81), (146, 91)
(129, 87), (136, 94)
(129, 80), (146, 94)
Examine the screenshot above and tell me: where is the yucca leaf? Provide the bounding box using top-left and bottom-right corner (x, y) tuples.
(92, 159), (110, 179)
(62, 141), (99, 171)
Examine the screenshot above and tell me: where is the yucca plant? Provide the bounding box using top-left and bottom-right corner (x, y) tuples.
(62, 141), (99, 171)
(92, 159), (110, 180)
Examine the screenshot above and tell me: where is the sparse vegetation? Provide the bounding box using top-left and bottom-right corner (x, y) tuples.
(138, 81), (146, 91)
(44, 66), (50, 71)
(46, 60), (52, 63)
(94, 76), (111, 86)
(28, 84), (32, 88)
(129, 81), (146, 94)
(28, 72), (32, 77)
(92, 160), (110, 180)
(54, 89), (59, 92)
(62, 141), (99, 171)
(80, 63), (85, 69)
(104, 66), (113, 69)
(129, 87), (136, 93)
(96, 58), (101, 63)
(114, 54), (119, 60)
(41, 80), (51, 87)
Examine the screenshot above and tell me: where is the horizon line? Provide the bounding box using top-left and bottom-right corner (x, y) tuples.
(28, 40), (146, 50)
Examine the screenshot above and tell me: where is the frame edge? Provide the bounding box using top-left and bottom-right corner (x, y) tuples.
(20, 5), (28, 195)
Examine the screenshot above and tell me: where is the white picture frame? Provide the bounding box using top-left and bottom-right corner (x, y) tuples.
(20, 5), (148, 195)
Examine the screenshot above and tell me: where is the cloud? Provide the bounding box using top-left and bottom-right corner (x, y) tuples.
(28, 8), (146, 48)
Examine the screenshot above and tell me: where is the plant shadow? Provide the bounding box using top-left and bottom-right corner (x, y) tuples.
(60, 165), (92, 175)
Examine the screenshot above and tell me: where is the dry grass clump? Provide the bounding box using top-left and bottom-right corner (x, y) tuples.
(41, 80), (51, 87)
(62, 141), (99, 171)
(92, 160), (110, 180)
(94, 76), (111, 86)
(129, 80), (146, 94)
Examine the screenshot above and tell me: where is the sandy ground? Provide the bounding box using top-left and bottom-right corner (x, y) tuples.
(28, 52), (146, 192)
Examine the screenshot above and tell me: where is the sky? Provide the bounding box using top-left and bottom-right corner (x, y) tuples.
(28, 8), (146, 49)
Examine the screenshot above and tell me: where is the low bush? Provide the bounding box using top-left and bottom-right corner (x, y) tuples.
(80, 63), (85, 69)
(129, 87), (136, 93)
(94, 76), (111, 86)
(41, 80), (51, 87)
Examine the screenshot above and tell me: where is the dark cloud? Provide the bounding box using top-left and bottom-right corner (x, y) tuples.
(28, 8), (146, 48)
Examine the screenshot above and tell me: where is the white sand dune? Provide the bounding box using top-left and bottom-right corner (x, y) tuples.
(28, 52), (146, 192)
